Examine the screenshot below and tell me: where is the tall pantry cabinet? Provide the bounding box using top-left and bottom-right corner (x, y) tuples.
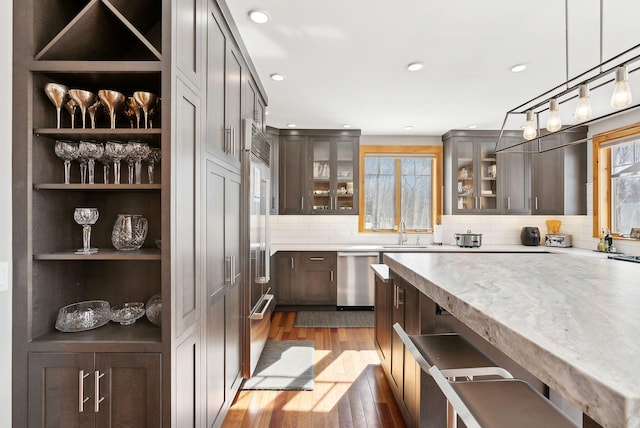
(12, 0), (267, 427)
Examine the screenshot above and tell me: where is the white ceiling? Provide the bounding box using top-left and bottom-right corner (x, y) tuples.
(226, 0), (640, 136)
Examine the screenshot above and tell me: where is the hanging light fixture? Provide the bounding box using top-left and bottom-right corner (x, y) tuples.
(523, 110), (537, 140)
(546, 98), (562, 132)
(574, 84), (593, 122)
(610, 66), (632, 109)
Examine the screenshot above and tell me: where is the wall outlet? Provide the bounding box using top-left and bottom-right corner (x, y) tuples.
(0, 261), (8, 291)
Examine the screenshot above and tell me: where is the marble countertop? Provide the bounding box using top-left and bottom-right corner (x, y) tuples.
(383, 252), (640, 428)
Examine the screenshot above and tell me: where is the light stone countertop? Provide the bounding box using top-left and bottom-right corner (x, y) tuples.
(383, 251), (640, 428)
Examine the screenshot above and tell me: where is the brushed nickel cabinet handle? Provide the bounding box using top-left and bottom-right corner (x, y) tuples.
(290, 257), (294, 269)
(309, 257), (325, 261)
(507, 196), (511, 210)
(330, 270), (334, 282)
(535, 196), (539, 211)
(94, 371), (105, 413)
(78, 370), (90, 412)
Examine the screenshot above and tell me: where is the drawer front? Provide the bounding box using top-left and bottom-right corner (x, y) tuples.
(299, 251), (336, 265)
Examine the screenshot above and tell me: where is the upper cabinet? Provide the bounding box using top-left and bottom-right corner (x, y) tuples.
(278, 129), (360, 215)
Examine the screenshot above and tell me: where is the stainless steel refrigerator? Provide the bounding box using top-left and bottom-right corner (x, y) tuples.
(242, 119), (274, 377)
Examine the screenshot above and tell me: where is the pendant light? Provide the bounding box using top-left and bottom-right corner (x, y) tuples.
(610, 66), (632, 109)
(523, 110), (537, 140)
(545, 98), (562, 132)
(574, 84), (593, 122)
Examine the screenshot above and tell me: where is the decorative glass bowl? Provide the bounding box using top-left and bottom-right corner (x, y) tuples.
(55, 300), (111, 332)
(110, 302), (145, 325)
(145, 294), (162, 326)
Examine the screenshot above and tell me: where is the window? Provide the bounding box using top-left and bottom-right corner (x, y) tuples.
(359, 145), (442, 233)
(593, 123), (640, 238)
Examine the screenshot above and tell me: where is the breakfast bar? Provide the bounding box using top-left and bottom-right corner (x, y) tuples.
(383, 252), (640, 428)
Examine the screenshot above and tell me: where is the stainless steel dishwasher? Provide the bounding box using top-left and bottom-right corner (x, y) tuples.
(337, 252), (379, 310)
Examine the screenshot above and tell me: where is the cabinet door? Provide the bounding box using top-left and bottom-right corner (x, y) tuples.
(225, 45), (243, 166)
(309, 138), (333, 213)
(335, 138), (358, 213)
(390, 280), (404, 392)
(28, 353), (95, 428)
(374, 274), (392, 373)
(206, 8), (227, 160)
(94, 353), (162, 428)
(452, 139), (476, 213)
(499, 147), (530, 214)
(276, 252), (296, 304)
(531, 147), (563, 215)
(279, 136), (306, 214)
(476, 138), (499, 212)
(297, 263), (336, 304)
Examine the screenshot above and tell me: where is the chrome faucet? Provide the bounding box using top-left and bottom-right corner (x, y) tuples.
(399, 221), (407, 245)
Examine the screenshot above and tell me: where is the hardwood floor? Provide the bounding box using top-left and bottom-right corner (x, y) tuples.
(222, 311), (406, 428)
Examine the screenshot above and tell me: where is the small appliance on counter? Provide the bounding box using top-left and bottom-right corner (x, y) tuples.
(545, 234), (572, 247)
(455, 230), (482, 248)
(520, 227), (540, 246)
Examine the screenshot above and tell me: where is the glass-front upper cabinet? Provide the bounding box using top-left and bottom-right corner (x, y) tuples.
(309, 136), (359, 214)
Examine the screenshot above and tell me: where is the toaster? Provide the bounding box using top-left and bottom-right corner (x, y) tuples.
(545, 234), (572, 247)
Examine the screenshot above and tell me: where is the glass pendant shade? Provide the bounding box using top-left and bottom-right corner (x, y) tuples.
(575, 84), (593, 122)
(610, 66), (632, 109)
(545, 98), (562, 132)
(523, 110), (537, 140)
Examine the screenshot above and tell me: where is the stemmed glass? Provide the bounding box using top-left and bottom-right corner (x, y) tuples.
(78, 141), (104, 184)
(148, 98), (160, 128)
(104, 141), (129, 185)
(54, 140), (78, 184)
(98, 89), (126, 129)
(64, 98), (79, 129)
(133, 91), (158, 129)
(97, 151), (112, 184)
(44, 83), (68, 129)
(123, 97), (142, 128)
(146, 147), (161, 184)
(74, 208), (99, 255)
(87, 100), (102, 129)
(127, 141), (150, 184)
(68, 89), (97, 129)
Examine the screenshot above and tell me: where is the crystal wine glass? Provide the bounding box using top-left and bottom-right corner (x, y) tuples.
(64, 98), (79, 129)
(87, 99), (102, 129)
(44, 83), (69, 129)
(104, 140), (129, 185)
(98, 89), (126, 129)
(78, 141), (104, 184)
(146, 147), (161, 184)
(133, 91), (158, 129)
(127, 141), (150, 184)
(68, 89), (97, 129)
(74, 207), (99, 254)
(97, 151), (112, 184)
(54, 140), (78, 184)
(123, 97), (142, 128)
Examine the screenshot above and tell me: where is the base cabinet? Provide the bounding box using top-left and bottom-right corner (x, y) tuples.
(274, 252), (337, 305)
(28, 352), (161, 428)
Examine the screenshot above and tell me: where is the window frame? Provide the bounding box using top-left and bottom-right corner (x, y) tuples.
(358, 145), (442, 233)
(593, 121), (640, 239)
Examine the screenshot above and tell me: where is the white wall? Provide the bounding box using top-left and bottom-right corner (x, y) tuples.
(0, 3), (12, 426)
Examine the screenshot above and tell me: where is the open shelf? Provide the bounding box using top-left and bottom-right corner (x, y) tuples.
(35, 128), (161, 140)
(35, 248), (161, 260)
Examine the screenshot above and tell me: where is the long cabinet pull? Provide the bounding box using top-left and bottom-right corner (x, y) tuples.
(309, 257), (325, 261)
(78, 370), (90, 412)
(330, 270), (334, 282)
(94, 371), (105, 413)
(225, 256), (232, 285)
(232, 127), (236, 157)
(290, 257), (294, 270)
(393, 285), (398, 309)
(507, 196), (511, 210)
(301, 197), (304, 211)
(535, 196), (539, 211)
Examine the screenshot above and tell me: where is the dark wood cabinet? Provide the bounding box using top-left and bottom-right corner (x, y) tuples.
(28, 352), (161, 428)
(274, 251), (337, 305)
(374, 269), (392, 374)
(275, 252), (297, 305)
(278, 130), (360, 215)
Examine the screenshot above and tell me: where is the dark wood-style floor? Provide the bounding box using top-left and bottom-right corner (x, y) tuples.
(222, 311), (406, 428)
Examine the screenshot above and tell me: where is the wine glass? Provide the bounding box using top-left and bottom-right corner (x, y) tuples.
(148, 98), (160, 129)
(64, 98), (79, 129)
(78, 141), (104, 184)
(127, 141), (150, 184)
(97, 151), (112, 184)
(54, 140), (78, 184)
(98, 89), (126, 129)
(104, 141), (130, 185)
(123, 97), (142, 128)
(44, 83), (69, 129)
(146, 147), (161, 184)
(74, 208), (99, 255)
(133, 91), (158, 129)
(87, 99), (102, 129)
(68, 89), (97, 129)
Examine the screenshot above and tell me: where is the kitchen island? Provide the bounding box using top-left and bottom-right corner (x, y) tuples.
(383, 252), (640, 428)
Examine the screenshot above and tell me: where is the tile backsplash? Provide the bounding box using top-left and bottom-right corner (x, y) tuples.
(270, 214), (640, 255)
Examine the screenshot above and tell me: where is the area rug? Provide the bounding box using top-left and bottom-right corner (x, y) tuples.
(294, 310), (374, 328)
(241, 340), (314, 391)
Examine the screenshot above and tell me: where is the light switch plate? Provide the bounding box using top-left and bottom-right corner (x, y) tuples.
(0, 261), (8, 291)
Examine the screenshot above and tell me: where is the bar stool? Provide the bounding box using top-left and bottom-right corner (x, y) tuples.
(393, 323), (512, 428)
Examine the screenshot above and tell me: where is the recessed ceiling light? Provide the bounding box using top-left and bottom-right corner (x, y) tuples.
(265, 110), (269, 115)
(270, 73), (285, 81)
(342, 124), (352, 128)
(248, 10), (270, 24)
(468, 125), (478, 129)
(407, 62), (424, 72)
(403, 125), (413, 130)
(287, 123), (296, 128)
(510, 64), (528, 73)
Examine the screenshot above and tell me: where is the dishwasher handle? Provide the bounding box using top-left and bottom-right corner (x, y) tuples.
(337, 252), (380, 257)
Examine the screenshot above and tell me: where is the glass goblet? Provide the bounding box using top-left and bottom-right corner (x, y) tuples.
(68, 89), (97, 129)
(64, 98), (79, 129)
(44, 83), (69, 129)
(105, 141), (130, 185)
(127, 141), (150, 184)
(148, 98), (160, 129)
(123, 97), (142, 128)
(74, 207), (99, 255)
(133, 91), (158, 129)
(78, 141), (104, 184)
(97, 151), (112, 184)
(54, 140), (79, 184)
(146, 147), (161, 184)
(87, 99), (102, 129)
